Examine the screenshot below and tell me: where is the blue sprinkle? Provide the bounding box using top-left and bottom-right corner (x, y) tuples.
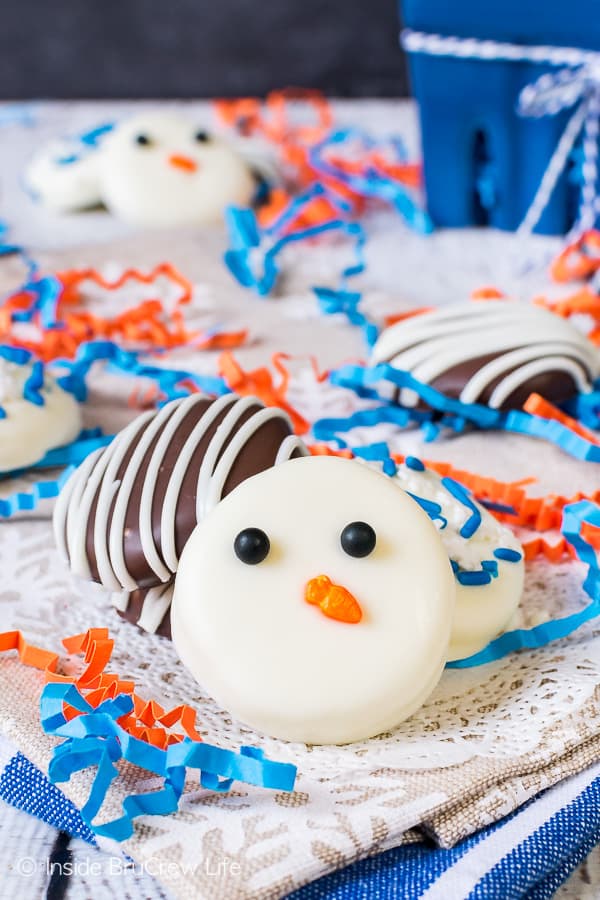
(451, 558), (498, 585)
(441, 476), (482, 538)
(78, 122), (114, 146)
(405, 455), (425, 471)
(481, 559), (499, 578)
(494, 547), (523, 563)
(352, 442), (398, 476)
(23, 361), (45, 407)
(0, 345), (31, 365)
(479, 499), (517, 515)
(0, 406), (5, 420)
(382, 457), (397, 477)
(456, 570), (492, 586)
(407, 491), (447, 529)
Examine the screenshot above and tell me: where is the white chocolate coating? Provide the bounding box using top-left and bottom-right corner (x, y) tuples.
(392, 460), (525, 661)
(26, 113), (257, 228)
(171, 455), (456, 745)
(0, 360), (81, 472)
(25, 138), (103, 212)
(371, 301), (600, 408)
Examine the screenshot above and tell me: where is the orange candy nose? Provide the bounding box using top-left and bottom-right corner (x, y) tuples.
(304, 575), (363, 624)
(168, 154), (198, 173)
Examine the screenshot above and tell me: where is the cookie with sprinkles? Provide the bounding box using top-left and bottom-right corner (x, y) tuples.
(395, 456), (524, 661)
(171, 454), (457, 743)
(53, 393), (307, 637)
(0, 347), (81, 473)
(371, 301), (600, 411)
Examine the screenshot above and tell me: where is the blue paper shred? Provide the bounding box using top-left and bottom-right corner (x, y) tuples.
(22, 360), (45, 406)
(448, 499), (600, 668)
(322, 362), (600, 462)
(0, 466), (75, 518)
(224, 184), (379, 349)
(54, 339), (230, 404)
(307, 128), (432, 233)
(40, 682), (297, 842)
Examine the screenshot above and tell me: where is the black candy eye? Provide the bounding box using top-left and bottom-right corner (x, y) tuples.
(340, 521), (376, 558)
(194, 129), (210, 143)
(234, 528), (270, 565)
(135, 133), (153, 147)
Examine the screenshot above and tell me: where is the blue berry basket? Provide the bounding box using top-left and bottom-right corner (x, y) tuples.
(400, 0), (600, 234)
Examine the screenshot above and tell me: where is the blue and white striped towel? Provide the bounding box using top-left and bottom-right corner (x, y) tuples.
(291, 762), (600, 900)
(0, 733), (597, 899)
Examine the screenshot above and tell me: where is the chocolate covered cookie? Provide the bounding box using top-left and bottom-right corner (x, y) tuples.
(54, 393), (307, 636)
(371, 301), (600, 411)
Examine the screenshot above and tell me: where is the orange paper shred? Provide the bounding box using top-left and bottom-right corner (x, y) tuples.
(535, 287), (600, 346)
(470, 286), (506, 300)
(215, 89), (422, 222)
(384, 306), (432, 328)
(0, 628), (203, 748)
(523, 393), (600, 446)
(218, 351), (310, 434)
(1, 263), (247, 361)
(551, 230), (600, 282)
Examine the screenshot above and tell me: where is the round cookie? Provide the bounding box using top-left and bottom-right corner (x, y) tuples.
(393, 457), (524, 661)
(371, 301), (600, 411)
(26, 113), (257, 227)
(99, 113), (256, 227)
(53, 393), (307, 635)
(0, 353), (81, 472)
(25, 136), (104, 212)
(171, 455), (456, 745)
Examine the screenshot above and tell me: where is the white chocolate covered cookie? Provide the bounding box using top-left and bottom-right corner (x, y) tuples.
(53, 393), (305, 637)
(25, 136), (103, 212)
(171, 455), (456, 745)
(0, 355), (81, 472)
(25, 113), (257, 228)
(393, 457), (524, 661)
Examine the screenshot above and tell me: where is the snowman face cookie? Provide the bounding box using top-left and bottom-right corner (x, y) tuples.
(99, 113), (256, 227)
(0, 355), (81, 472)
(171, 455), (456, 745)
(25, 113), (257, 228)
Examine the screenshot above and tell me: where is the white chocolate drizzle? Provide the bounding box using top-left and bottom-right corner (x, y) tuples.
(371, 301), (600, 408)
(111, 583), (174, 635)
(54, 393), (307, 632)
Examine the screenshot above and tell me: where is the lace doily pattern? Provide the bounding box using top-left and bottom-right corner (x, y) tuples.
(0, 406), (598, 899)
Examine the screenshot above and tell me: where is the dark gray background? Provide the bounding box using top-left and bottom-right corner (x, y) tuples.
(0, 0), (408, 99)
